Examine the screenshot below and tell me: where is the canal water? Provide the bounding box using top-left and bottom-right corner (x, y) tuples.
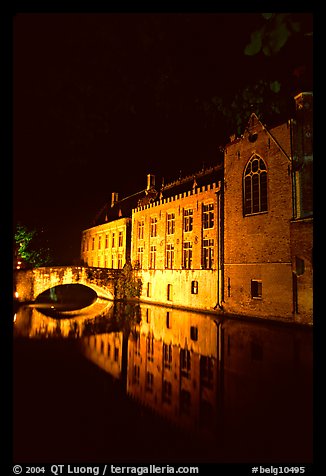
(13, 286), (313, 465)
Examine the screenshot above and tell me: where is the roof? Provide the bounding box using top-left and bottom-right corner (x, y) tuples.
(92, 165), (223, 226)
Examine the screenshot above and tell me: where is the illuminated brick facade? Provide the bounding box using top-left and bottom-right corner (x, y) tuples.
(81, 218), (131, 269)
(222, 93), (313, 324)
(131, 175), (223, 311)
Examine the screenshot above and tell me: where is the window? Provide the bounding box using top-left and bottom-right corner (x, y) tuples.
(150, 217), (157, 237)
(111, 254), (115, 268)
(92, 237), (95, 250)
(163, 343), (172, 369)
(202, 239), (214, 269)
(137, 246), (144, 268)
(166, 244), (174, 269)
(150, 245), (156, 269)
(203, 203), (214, 229)
(114, 347), (119, 362)
(191, 280), (198, 294)
(138, 220), (144, 239)
(105, 234), (109, 248)
(112, 233), (115, 248)
(167, 213), (175, 234)
(98, 235), (102, 250)
(184, 209), (193, 232)
(251, 279), (262, 299)
(243, 155), (268, 215)
(134, 332), (140, 356)
(97, 257), (101, 267)
(118, 231), (123, 247)
(167, 284), (173, 301)
(118, 253), (123, 269)
(183, 242), (193, 269)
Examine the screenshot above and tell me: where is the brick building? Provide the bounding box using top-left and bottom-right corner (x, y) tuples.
(222, 92), (313, 324)
(80, 175), (158, 269)
(131, 166), (223, 311)
(80, 92), (313, 324)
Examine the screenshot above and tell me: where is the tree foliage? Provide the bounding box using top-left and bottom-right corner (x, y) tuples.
(14, 224), (53, 268)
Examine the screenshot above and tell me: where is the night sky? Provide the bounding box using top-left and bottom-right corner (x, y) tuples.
(13, 12), (313, 264)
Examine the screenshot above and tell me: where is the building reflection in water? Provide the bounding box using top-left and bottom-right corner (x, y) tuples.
(77, 303), (312, 459)
(14, 301), (313, 461)
(126, 305), (221, 440)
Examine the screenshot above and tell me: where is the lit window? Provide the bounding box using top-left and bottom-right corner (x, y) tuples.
(202, 239), (214, 269)
(167, 283), (173, 301)
(150, 245), (156, 269)
(118, 231), (123, 247)
(150, 217), (158, 237)
(138, 220), (144, 239)
(184, 209), (193, 232)
(203, 203), (214, 229)
(191, 280), (198, 294)
(183, 242), (192, 269)
(167, 213), (175, 234)
(166, 244), (174, 269)
(243, 155), (268, 215)
(137, 246), (144, 268)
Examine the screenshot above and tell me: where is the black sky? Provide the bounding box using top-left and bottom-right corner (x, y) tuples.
(13, 12), (313, 264)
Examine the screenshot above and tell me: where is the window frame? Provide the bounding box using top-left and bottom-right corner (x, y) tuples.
(243, 155), (268, 216)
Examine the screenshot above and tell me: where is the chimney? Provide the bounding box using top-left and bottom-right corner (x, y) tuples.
(111, 192), (119, 208)
(147, 174), (155, 190)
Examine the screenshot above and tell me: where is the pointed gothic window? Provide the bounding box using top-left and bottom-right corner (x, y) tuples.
(243, 155), (268, 215)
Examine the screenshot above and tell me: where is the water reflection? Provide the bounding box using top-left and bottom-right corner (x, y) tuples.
(13, 301), (313, 463)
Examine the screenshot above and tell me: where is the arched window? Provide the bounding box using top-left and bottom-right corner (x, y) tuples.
(243, 155), (268, 215)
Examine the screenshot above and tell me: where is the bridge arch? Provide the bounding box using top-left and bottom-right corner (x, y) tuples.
(15, 266), (119, 303)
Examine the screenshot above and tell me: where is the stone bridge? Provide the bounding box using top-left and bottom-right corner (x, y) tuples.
(14, 266), (123, 302)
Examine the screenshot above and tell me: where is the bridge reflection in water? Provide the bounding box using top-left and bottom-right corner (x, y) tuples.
(13, 301), (313, 464)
